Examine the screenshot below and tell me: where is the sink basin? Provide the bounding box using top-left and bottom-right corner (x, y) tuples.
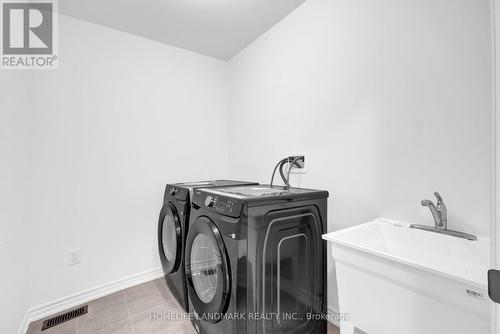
(323, 218), (489, 334)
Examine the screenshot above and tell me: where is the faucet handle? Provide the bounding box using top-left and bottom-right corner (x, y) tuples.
(421, 199), (434, 207)
(434, 192), (447, 210)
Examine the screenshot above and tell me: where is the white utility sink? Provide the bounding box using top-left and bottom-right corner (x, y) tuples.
(323, 218), (489, 334)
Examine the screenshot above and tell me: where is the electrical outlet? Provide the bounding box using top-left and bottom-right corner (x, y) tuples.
(288, 152), (308, 174)
(69, 248), (81, 266)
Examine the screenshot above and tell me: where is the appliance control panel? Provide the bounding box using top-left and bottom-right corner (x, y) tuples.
(192, 191), (242, 218)
(165, 185), (188, 201)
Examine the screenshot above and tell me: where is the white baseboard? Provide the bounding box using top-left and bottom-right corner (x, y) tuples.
(18, 267), (164, 334)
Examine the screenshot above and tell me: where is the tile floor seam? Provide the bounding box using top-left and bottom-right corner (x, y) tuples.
(162, 289), (191, 333)
(163, 320), (188, 333)
(122, 292), (137, 334)
(165, 293), (183, 314)
(158, 282), (184, 315)
(128, 300), (178, 321)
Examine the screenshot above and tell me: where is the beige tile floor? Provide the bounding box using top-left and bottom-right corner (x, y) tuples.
(27, 278), (340, 334)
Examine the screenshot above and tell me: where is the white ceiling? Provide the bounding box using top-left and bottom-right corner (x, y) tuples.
(59, 0), (306, 60)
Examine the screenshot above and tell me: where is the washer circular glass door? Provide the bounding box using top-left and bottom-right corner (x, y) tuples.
(158, 203), (182, 274)
(162, 214), (177, 262)
(190, 233), (221, 303)
(185, 216), (230, 322)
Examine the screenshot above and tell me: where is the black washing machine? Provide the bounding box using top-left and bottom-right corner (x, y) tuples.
(185, 185), (328, 334)
(158, 180), (258, 311)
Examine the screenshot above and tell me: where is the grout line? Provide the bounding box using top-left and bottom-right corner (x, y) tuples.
(161, 283), (195, 332)
(129, 279), (193, 333)
(167, 290), (185, 314)
(165, 320), (191, 333)
(156, 278), (187, 315)
(124, 299), (189, 334)
(122, 292), (137, 334)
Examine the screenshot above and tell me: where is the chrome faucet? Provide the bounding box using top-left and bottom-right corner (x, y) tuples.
(421, 192), (447, 230)
(410, 192), (477, 241)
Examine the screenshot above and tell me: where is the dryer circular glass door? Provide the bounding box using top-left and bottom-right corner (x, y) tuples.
(185, 216), (230, 322)
(158, 203), (182, 274)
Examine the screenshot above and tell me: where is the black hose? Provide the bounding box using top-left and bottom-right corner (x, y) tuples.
(270, 158), (288, 187)
(274, 157), (302, 188)
(279, 159), (289, 186)
(285, 157), (302, 188)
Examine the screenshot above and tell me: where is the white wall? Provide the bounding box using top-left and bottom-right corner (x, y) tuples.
(27, 15), (230, 307)
(228, 0), (492, 312)
(0, 72), (31, 333)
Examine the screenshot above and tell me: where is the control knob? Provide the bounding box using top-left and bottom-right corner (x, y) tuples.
(170, 188), (177, 196)
(205, 195), (215, 207)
